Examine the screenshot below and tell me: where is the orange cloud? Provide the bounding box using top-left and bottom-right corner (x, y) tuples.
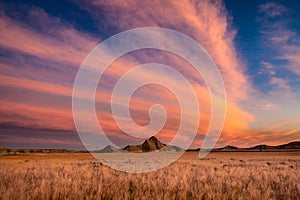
(0, 75), (72, 97)
(0, 101), (73, 130)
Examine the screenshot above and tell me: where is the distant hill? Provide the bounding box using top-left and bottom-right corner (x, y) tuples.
(96, 145), (124, 153)
(279, 141), (300, 149)
(250, 141), (300, 151)
(0, 148), (85, 155)
(249, 144), (273, 150)
(160, 145), (185, 152)
(214, 145), (239, 151)
(187, 141), (300, 152)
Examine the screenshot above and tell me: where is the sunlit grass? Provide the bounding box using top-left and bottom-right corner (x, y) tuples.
(0, 152), (299, 199)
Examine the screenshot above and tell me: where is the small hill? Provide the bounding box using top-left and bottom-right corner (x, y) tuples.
(278, 141), (300, 149)
(249, 142), (300, 151)
(123, 136), (184, 152)
(123, 136), (166, 152)
(96, 145), (123, 153)
(249, 144), (274, 150)
(141, 136), (166, 151)
(186, 141), (300, 152)
(213, 145), (239, 152)
(159, 145), (184, 152)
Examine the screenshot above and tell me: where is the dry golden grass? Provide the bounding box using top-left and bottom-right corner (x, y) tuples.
(0, 152), (299, 200)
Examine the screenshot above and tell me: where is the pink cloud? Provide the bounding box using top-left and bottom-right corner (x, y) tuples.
(282, 46), (300, 76)
(269, 77), (290, 90)
(258, 2), (288, 18)
(262, 103), (280, 111)
(259, 61), (276, 76)
(0, 101), (74, 130)
(0, 74), (72, 97)
(0, 10), (98, 67)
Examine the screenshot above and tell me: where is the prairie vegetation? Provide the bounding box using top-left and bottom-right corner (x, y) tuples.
(0, 152), (299, 199)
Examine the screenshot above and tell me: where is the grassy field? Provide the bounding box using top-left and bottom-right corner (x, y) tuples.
(0, 152), (299, 200)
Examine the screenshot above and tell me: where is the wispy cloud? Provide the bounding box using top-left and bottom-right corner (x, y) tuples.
(262, 103), (279, 111)
(258, 2), (288, 18)
(256, 2), (299, 103)
(269, 77), (290, 90)
(258, 61), (276, 76)
(0, 5), (99, 148)
(0, 12), (97, 67)
(282, 46), (300, 76)
(258, 2), (300, 78)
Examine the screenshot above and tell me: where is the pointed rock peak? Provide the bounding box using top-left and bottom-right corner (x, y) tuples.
(149, 136), (159, 142)
(143, 136), (163, 146)
(142, 136), (165, 151)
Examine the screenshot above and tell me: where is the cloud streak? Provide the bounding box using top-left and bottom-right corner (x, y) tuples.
(0, 8), (98, 67)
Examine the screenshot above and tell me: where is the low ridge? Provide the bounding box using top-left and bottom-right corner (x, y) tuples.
(1, 139), (299, 154)
(216, 145), (238, 151)
(251, 141), (300, 150)
(97, 145), (123, 153)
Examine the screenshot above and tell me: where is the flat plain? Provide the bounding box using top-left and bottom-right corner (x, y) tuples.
(0, 152), (299, 200)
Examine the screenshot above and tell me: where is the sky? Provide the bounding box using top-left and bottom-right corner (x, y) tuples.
(0, 0), (300, 149)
